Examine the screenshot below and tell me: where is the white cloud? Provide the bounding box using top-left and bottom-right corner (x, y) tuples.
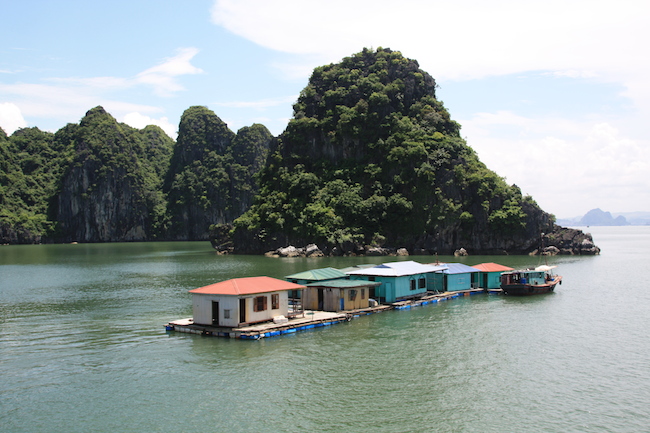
(122, 112), (177, 139)
(210, 0), (650, 215)
(210, 0), (650, 111)
(212, 95), (297, 110)
(0, 102), (28, 134)
(0, 81), (165, 126)
(136, 47), (204, 97)
(460, 112), (650, 216)
(0, 47), (202, 133)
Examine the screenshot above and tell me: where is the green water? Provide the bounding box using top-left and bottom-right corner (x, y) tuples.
(2, 227), (649, 432)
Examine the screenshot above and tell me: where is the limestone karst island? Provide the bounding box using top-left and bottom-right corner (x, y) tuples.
(0, 48), (599, 256)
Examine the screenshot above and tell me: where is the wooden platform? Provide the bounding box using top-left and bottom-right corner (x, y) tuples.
(166, 310), (353, 339)
(165, 289), (490, 339)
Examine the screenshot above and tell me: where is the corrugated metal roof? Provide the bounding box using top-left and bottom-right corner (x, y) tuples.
(346, 260), (447, 277)
(189, 277), (305, 296)
(338, 264), (376, 273)
(284, 267), (347, 281)
(472, 262), (514, 272)
(433, 263), (481, 274)
(306, 279), (381, 288)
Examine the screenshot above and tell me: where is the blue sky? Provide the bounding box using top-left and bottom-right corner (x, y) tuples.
(2, 0), (648, 218)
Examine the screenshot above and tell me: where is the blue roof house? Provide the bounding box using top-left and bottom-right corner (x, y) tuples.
(428, 263), (481, 292)
(346, 260), (446, 303)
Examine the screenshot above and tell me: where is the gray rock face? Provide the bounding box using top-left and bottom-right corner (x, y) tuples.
(536, 227), (601, 255)
(54, 107), (155, 242)
(57, 165), (149, 242)
(265, 244), (325, 258)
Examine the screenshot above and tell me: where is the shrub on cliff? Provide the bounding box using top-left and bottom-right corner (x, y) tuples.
(234, 48), (554, 254)
(165, 106), (272, 240)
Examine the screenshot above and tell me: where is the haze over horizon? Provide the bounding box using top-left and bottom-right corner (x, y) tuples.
(2, 0), (648, 219)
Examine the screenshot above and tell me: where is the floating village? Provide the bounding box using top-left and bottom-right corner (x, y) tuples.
(165, 260), (561, 340)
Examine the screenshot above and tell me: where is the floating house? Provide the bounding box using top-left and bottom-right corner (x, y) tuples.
(189, 277), (305, 327)
(303, 279), (381, 312)
(346, 260), (447, 303)
(472, 263), (514, 289)
(285, 267), (348, 300)
(428, 263), (480, 292)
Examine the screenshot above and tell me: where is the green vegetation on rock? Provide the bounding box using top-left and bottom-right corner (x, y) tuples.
(1, 49), (570, 254)
(0, 126), (64, 243)
(0, 105), (270, 244)
(165, 106), (271, 240)
(234, 48), (554, 254)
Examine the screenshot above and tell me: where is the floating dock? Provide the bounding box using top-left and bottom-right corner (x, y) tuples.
(168, 310), (354, 340)
(165, 289), (491, 340)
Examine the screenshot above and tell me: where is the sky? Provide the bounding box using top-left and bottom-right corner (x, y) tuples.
(1, 0), (648, 218)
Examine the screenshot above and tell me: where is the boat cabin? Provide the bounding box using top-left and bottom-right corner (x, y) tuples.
(500, 269), (548, 286)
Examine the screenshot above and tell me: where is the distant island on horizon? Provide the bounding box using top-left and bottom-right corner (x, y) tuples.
(557, 208), (650, 226)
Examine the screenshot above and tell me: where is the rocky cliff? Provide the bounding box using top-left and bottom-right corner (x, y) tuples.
(1, 106), (271, 244)
(164, 106), (272, 240)
(232, 48), (576, 255)
(54, 107), (173, 242)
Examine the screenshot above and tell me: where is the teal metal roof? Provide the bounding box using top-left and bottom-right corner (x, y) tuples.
(306, 279), (381, 288)
(285, 267), (347, 281)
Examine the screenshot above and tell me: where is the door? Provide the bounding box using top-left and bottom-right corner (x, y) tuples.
(239, 298), (246, 324)
(385, 282), (393, 302)
(212, 301), (219, 325)
(317, 289), (324, 311)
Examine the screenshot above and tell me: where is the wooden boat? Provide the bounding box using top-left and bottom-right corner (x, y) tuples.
(500, 265), (562, 295)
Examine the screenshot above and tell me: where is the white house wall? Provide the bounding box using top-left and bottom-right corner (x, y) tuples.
(243, 291), (289, 325)
(192, 292), (289, 327)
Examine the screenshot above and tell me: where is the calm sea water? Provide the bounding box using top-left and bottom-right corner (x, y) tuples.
(1, 226), (649, 432)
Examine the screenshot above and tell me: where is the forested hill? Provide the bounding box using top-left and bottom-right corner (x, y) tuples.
(232, 48), (594, 255)
(0, 106), (271, 243)
(1, 48), (598, 254)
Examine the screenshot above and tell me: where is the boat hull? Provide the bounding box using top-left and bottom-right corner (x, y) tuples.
(501, 277), (562, 296)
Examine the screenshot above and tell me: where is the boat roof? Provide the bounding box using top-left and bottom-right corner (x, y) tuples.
(285, 267), (347, 281)
(189, 276), (305, 296)
(431, 263), (481, 274)
(535, 265), (557, 271)
(346, 260), (447, 277)
(472, 262), (514, 273)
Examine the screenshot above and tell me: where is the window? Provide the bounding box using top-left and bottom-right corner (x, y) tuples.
(224, 309), (231, 319)
(253, 295), (267, 312)
(369, 276), (375, 282)
(410, 279), (416, 291)
(271, 294), (279, 310)
(419, 278), (426, 289)
(361, 288), (365, 299)
(349, 290), (357, 301)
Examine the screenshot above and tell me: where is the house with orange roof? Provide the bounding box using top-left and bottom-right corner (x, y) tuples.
(472, 263), (514, 289)
(189, 277), (305, 327)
